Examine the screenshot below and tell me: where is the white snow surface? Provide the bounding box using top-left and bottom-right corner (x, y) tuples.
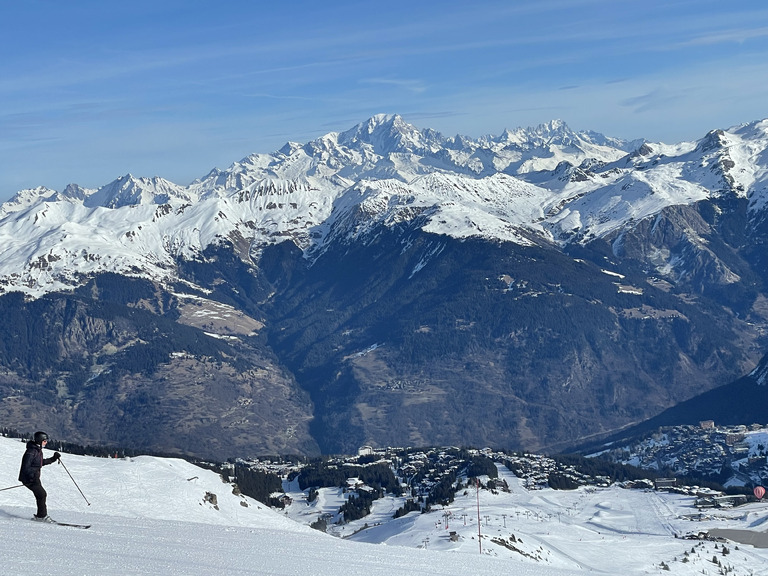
(2, 114), (768, 297)
(2, 437), (768, 575)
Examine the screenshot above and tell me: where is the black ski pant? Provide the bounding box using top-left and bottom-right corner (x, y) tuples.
(24, 480), (47, 518)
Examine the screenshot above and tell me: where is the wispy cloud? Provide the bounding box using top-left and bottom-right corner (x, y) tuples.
(679, 26), (768, 46)
(404, 111), (468, 121)
(620, 90), (682, 114)
(359, 78), (427, 94)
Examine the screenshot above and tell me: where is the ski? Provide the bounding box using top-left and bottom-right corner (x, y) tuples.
(31, 518), (91, 529)
(52, 520), (91, 529)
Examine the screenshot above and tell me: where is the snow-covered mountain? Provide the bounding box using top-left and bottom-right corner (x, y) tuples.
(3, 114), (767, 298)
(1, 436), (767, 575)
(3, 115), (768, 458)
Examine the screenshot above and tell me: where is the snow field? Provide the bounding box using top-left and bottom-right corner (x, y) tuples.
(2, 437), (768, 574)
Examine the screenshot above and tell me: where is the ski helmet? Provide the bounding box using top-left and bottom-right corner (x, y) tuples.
(33, 431), (49, 444)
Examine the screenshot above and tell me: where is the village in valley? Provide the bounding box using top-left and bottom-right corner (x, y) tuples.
(234, 421), (768, 547)
(594, 421), (768, 495)
(212, 429), (768, 573)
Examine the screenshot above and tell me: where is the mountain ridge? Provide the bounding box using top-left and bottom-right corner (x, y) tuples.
(3, 114), (767, 299)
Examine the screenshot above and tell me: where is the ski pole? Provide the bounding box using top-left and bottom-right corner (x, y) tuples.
(59, 459), (91, 506)
(0, 484), (24, 492)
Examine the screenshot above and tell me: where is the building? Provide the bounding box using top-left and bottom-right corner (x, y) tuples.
(654, 478), (677, 490)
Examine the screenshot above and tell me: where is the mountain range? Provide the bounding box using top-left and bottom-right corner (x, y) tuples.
(1, 114), (768, 459)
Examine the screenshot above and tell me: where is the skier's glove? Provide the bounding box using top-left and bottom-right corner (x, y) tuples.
(53, 452), (61, 461)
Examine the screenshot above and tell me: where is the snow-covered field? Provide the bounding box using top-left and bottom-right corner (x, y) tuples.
(1, 436), (767, 575)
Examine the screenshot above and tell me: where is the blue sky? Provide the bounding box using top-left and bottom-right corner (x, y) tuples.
(2, 0), (768, 200)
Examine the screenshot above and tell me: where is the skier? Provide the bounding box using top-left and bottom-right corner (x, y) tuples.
(18, 431), (60, 522)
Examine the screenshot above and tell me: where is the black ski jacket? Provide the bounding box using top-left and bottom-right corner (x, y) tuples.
(18, 441), (56, 485)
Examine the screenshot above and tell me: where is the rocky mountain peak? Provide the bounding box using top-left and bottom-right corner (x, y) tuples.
(84, 174), (196, 209)
(696, 129), (728, 154)
(337, 113), (443, 156)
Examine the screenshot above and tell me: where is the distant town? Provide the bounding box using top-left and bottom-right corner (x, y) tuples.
(233, 421), (768, 527)
(594, 421), (768, 490)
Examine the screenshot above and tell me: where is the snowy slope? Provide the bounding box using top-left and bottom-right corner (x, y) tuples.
(2, 115), (768, 297)
(1, 437), (767, 575)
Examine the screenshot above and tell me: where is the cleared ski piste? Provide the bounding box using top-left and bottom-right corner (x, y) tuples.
(1, 437), (767, 575)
